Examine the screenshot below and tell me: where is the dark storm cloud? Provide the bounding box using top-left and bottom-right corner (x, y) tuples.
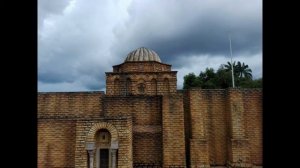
(38, 0), (129, 91)
(38, 0), (262, 92)
(38, 0), (71, 29)
(112, 0), (262, 69)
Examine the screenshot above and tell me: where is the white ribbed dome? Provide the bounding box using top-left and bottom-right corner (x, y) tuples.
(124, 47), (161, 63)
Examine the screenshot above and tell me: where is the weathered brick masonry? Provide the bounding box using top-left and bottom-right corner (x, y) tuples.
(38, 47), (262, 168)
(183, 89), (262, 168)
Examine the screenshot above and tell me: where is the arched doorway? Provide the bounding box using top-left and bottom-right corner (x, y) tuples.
(95, 129), (112, 168)
(85, 122), (119, 168)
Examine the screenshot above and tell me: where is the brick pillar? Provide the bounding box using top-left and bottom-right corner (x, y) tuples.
(188, 89), (210, 168)
(227, 89), (251, 168)
(75, 121), (89, 168)
(162, 93), (186, 167)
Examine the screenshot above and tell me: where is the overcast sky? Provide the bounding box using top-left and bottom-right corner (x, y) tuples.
(38, 0), (262, 92)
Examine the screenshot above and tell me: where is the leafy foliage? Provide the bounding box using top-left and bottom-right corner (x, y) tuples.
(183, 73), (202, 89)
(183, 61), (262, 89)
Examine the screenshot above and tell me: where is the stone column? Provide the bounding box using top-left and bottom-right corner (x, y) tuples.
(88, 150), (95, 168)
(111, 140), (118, 168)
(111, 149), (117, 168)
(86, 142), (95, 168)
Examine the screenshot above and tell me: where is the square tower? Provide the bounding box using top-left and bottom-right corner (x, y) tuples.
(106, 47), (177, 95)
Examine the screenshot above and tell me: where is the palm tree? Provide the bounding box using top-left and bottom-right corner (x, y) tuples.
(224, 61), (252, 79)
(224, 61), (238, 75)
(236, 61), (252, 79)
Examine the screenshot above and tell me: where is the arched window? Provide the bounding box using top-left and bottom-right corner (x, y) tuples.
(114, 79), (120, 95)
(151, 79), (157, 95)
(125, 78), (132, 95)
(95, 129), (111, 146)
(137, 83), (146, 94)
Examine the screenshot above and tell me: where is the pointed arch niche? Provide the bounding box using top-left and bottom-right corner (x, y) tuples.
(150, 78), (157, 95)
(114, 78), (121, 95)
(125, 78), (132, 95)
(136, 79), (146, 95)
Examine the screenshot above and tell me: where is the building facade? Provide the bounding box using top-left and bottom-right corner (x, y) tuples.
(38, 47), (262, 168)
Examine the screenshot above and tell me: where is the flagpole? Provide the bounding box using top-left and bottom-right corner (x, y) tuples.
(229, 35), (235, 88)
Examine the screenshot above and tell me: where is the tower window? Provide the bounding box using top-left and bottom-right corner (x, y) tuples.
(125, 78), (132, 95)
(138, 83), (145, 94)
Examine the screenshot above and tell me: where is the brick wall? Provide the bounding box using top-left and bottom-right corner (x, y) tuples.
(162, 93), (186, 167)
(242, 89), (262, 166)
(187, 89), (210, 167)
(106, 61), (177, 96)
(38, 92), (104, 118)
(38, 87), (262, 168)
(38, 118), (133, 168)
(226, 89), (251, 167)
(103, 96), (163, 165)
(191, 89), (228, 166)
(105, 72), (177, 96)
(38, 120), (76, 168)
(133, 132), (162, 164)
(103, 96), (162, 124)
(186, 88), (262, 167)
(206, 90), (228, 166)
(74, 118), (133, 168)
(182, 90), (191, 167)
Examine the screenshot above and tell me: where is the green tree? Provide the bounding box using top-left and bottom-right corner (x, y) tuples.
(198, 68), (218, 89)
(216, 65), (232, 88)
(183, 73), (201, 89)
(224, 61), (238, 76)
(236, 61), (252, 79)
(182, 61), (261, 89)
(222, 61), (253, 86)
(239, 78), (262, 88)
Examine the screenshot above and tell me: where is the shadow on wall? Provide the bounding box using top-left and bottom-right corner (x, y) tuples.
(45, 144), (52, 167)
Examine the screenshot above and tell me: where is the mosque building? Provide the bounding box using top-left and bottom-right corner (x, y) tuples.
(38, 47), (262, 168)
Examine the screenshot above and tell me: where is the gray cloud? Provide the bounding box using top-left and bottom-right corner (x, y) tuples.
(112, 0), (262, 65)
(38, 0), (262, 92)
(38, 0), (72, 29)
